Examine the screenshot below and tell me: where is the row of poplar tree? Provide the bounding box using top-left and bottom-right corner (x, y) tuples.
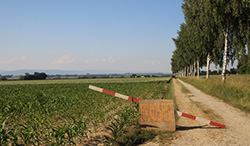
(171, 0), (250, 82)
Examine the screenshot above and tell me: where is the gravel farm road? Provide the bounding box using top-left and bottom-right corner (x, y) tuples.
(169, 78), (250, 146)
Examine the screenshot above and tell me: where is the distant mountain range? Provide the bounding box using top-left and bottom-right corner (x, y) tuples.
(0, 69), (168, 76)
(0, 69), (127, 76)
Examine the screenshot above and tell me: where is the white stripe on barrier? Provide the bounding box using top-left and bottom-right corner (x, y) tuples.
(175, 111), (225, 128)
(175, 111), (182, 116)
(89, 85), (103, 92)
(89, 85), (139, 103)
(115, 93), (129, 100)
(195, 117), (210, 125)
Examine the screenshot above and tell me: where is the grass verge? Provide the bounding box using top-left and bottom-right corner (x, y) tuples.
(179, 75), (250, 113)
(165, 78), (178, 111)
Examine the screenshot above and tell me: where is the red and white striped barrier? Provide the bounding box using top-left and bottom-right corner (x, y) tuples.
(89, 85), (139, 103)
(175, 111), (226, 128)
(89, 85), (226, 128)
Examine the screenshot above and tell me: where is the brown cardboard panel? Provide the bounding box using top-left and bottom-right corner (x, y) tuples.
(139, 99), (176, 131)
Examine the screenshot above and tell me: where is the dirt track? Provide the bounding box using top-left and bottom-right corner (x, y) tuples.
(170, 78), (250, 145)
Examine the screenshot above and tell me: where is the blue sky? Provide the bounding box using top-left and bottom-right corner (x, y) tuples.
(0, 0), (184, 73)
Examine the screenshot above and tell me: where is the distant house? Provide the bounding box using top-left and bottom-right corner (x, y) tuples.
(131, 74), (137, 78)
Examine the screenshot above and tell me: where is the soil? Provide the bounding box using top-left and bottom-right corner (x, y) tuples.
(158, 83), (169, 99)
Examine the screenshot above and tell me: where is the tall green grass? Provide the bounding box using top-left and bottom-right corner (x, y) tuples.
(179, 75), (250, 112)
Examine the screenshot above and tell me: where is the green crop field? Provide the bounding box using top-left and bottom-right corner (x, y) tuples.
(0, 77), (171, 85)
(0, 77), (172, 145)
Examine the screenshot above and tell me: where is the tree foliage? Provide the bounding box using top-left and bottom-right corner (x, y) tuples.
(171, 0), (250, 81)
(21, 72), (47, 80)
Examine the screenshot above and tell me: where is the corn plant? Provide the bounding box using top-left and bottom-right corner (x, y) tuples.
(106, 115), (127, 142)
(0, 117), (10, 145)
(106, 106), (139, 144)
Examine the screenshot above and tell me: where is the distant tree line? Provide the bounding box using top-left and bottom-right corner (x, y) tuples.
(0, 76), (7, 81)
(171, 0), (250, 82)
(200, 68), (238, 76)
(21, 72), (47, 80)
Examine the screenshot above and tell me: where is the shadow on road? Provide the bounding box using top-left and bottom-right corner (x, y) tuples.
(176, 125), (222, 131)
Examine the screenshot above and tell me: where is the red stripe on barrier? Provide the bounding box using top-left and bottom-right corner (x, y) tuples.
(133, 98), (140, 103)
(177, 111), (226, 128)
(182, 112), (196, 120)
(128, 97), (139, 103)
(103, 89), (116, 96)
(210, 121), (226, 129)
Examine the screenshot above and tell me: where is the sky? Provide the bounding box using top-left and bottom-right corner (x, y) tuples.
(0, 0), (184, 73)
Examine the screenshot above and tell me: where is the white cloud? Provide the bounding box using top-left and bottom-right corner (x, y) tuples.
(95, 56), (116, 63)
(0, 55), (27, 64)
(53, 55), (76, 64)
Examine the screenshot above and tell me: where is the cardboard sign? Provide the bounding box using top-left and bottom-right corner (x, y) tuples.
(139, 99), (176, 131)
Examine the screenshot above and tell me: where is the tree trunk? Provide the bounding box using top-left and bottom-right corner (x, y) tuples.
(222, 29), (229, 82)
(197, 59), (200, 78)
(184, 67), (186, 76)
(193, 61), (196, 76)
(189, 64), (192, 77)
(248, 43), (250, 72)
(206, 53), (211, 79)
(185, 66), (187, 76)
(186, 66), (187, 76)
